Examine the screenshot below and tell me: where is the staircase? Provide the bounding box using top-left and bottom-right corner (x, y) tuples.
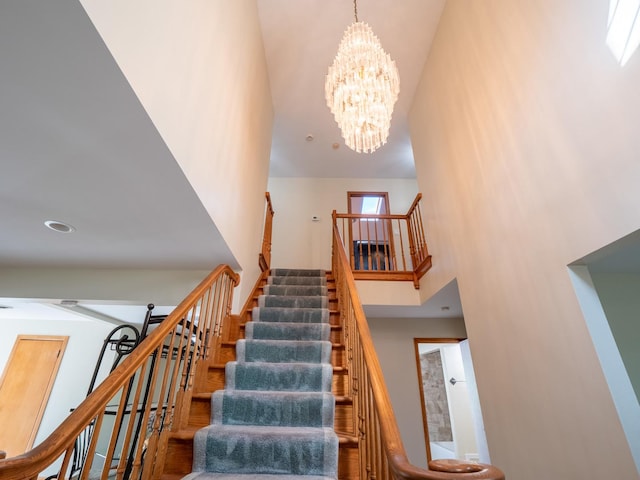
(166, 269), (349, 480)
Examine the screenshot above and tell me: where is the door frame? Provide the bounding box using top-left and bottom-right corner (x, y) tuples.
(347, 191), (394, 270)
(413, 337), (465, 462)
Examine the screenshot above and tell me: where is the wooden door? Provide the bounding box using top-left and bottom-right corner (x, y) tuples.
(0, 335), (68, 458)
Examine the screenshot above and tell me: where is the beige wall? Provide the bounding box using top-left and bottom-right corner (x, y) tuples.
(368, 316), (468, 469)
(81, 0), (274, 303)
(409, 0), (640, 477)
(267, 177), (418, 269)
(0, 267), (210, 305)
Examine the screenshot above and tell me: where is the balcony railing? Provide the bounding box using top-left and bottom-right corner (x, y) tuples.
(333, 193), (432, 288)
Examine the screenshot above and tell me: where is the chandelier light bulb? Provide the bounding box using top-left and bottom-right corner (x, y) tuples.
(325, 21), (399, 154)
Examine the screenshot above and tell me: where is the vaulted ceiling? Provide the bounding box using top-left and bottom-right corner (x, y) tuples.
(0, 0), (445, 273)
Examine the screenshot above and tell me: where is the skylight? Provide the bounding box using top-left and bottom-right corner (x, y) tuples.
(607, 0), (640, 66)
(361, 196), (383, 215)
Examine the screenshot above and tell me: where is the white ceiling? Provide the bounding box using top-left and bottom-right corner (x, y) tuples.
(258, 0), (446, 178)
(0, 1), (236, 271)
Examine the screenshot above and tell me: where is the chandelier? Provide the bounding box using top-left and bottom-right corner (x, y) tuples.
(325, 0), (400, 154)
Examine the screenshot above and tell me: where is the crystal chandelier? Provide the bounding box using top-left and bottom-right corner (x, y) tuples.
(325, 0), (400, 154)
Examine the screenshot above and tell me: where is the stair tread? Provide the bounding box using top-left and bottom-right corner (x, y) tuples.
(210, 363), (345, 372)
(183, 474), (336, 480)
(200, 424), (336, 436)
(169, 425), (199, 440)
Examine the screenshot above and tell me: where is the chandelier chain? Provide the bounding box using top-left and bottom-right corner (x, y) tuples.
(353, 0), (358, 22)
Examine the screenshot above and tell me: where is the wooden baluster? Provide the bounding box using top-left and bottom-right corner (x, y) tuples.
(55, 439), (75, 480)
(200, 286), (214, 359)
(260, 192), (274, 271)
(397, 218), (408, 271)
(101, 384), (131, 480)
(177, 306), (201, 431)
(167, 319), (190, 432)
(415, 202), (428, 261)
(80, 411), (105, 480)
(145, 327), (180, 480)
(116, 360), (149, 479)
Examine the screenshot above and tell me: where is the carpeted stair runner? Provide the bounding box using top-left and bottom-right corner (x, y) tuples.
(183, 269), (338, 480)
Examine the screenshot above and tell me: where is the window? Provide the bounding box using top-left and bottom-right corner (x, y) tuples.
(607, 0), (640, 66)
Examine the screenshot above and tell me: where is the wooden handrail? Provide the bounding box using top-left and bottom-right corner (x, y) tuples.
(406, 192), (423, 217)
(332, 224), (505, 480)
(259, 192), (275, 272)
(0, 265), (239, 480)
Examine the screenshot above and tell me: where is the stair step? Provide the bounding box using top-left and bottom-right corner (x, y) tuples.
(258, 295), (328, 309)
(236, 339), (332, 364)
(267, 275), (328, 286)
(211, 390), (335, 427)
(263, 284), (328, 296)
(225, 362), (333, 392)
(245, 321), (331, 341)
(252, 306), (329, 324)
(190, 393), (351, 430)
(192, 425), (338, 476)
(271, 268), (326, 277)
(183, 474), (335, 480)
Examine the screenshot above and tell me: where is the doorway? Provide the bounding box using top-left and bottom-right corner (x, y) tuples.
(347, 191), (395, 270)
(413, 338), (488, 463)
(0, 335), (68, 458)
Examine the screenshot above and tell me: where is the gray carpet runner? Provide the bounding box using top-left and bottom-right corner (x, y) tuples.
(183, 269), (338, 480)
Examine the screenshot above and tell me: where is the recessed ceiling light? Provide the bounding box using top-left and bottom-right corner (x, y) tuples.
(305, 134), (314, 141)
(44, 220), (75, 233)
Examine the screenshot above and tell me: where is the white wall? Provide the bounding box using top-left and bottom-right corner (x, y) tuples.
(368, 316), (467, 468)
(409, 1), (640, 477)
(440, 344), (477, 460)
(267, 177), (418, 269)
(0, 316), (114, 473)
(80, 0), (274, 304)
